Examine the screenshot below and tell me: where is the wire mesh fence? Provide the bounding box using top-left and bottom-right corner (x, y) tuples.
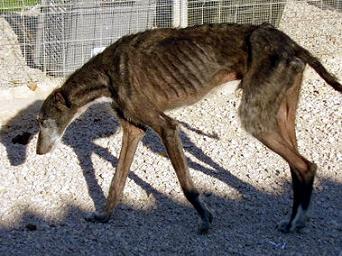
(0, 0), (341, 84)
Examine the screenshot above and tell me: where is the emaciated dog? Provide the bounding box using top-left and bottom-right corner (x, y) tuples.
(36, 23), (341, 234)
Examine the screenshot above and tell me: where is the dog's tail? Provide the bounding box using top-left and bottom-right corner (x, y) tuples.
(297, 47), (342, 92)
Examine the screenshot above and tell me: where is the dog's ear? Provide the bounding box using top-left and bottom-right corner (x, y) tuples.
(54, 91), (64, 103)
(53, 90), (71, 108)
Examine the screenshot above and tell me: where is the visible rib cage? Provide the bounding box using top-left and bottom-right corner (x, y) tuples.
(128, 37), (227, 108)
(147, 40), (212, 96)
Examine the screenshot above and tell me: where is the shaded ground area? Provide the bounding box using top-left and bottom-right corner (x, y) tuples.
(0, 178), (341, 256)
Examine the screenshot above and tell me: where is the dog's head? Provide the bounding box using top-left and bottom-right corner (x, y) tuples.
(36, 89), (73, 155)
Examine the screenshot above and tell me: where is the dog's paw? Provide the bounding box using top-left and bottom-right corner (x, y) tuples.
(85, 212), (111, 223)
(277, 218), (306, 233)
(198, 221), (210, 235)
(277, 220), (292, 233)
(198, 210), (213, 235)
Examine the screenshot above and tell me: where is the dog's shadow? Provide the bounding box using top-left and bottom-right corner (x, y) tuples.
(1, 100), (258, 213)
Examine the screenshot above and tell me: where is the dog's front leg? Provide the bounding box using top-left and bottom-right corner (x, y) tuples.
(148, 113), (213, 234)
(85, 119), (145, 223)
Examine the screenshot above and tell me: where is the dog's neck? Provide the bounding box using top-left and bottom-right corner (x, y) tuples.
(61, 63), (113, 111)
(60, 75), (114, 123)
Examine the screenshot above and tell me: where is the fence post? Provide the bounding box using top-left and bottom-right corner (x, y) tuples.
(172, 0), (188, 28)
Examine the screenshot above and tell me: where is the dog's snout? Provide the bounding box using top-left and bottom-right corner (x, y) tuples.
(36, 146), (47, 155)
(36, 142), (53, 155)
(36, 132), (54, 155)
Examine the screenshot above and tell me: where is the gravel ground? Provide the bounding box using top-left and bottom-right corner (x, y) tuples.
(0, 1), (341, 256)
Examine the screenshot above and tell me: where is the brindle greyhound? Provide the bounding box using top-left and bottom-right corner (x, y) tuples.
(36, 23), (341, 234)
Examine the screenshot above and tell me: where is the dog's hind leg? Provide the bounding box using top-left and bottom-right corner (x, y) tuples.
(143, 112), (213, 234)
(274, 72), (317, 233)
(241, 71), (316, 233)
(85, 118), (145, 223)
